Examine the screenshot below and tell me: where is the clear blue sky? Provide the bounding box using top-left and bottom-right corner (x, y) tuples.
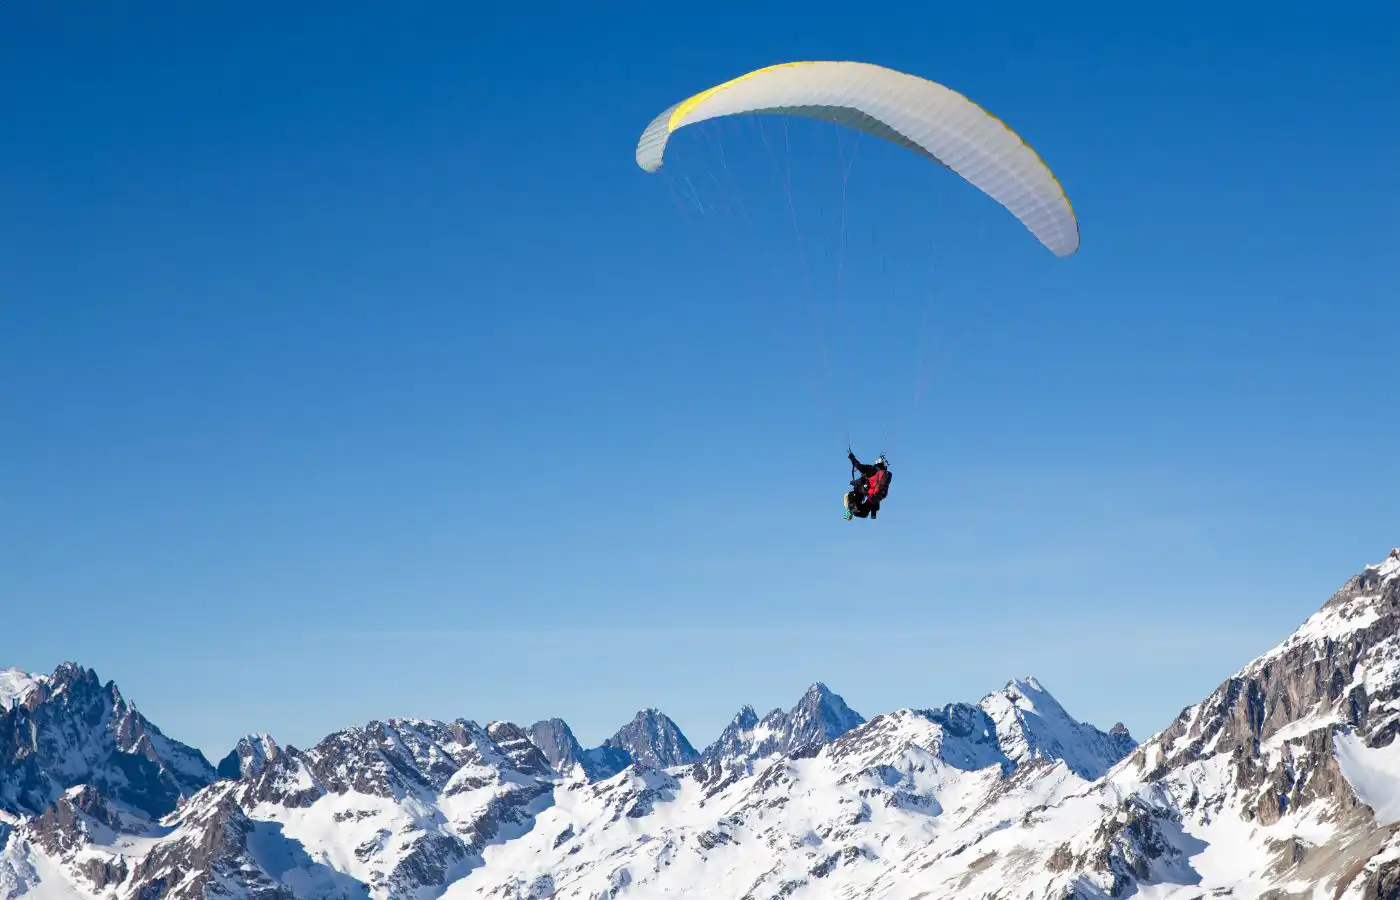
(3, 1), (1397, 760)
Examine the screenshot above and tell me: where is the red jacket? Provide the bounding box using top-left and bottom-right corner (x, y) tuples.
(849, 454), (892, 502)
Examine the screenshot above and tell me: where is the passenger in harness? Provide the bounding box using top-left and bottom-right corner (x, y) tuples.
(844, 451), (891, 521)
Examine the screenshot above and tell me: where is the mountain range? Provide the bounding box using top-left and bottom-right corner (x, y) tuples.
(0, 546), (1397, 898)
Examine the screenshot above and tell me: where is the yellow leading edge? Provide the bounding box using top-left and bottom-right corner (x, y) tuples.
(636, 60), (1079, 257)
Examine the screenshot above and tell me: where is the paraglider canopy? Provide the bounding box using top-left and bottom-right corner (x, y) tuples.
(635, 60), (1079, 257)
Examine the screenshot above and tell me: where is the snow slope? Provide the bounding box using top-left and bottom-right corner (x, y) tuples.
(979, 676), (1137, 780)
(0, 670), (44, 711)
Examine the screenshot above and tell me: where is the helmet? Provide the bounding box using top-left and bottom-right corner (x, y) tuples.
(875, 455), (889, 468)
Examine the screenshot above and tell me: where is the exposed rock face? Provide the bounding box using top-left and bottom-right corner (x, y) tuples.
(785, 682), (867, 755)
(134, 717), (555, 899)
(951, 548), (1400, 899)
(528, 717), (632, 781)
(19, 786), (131, 894)
(122, 786), (302, 900)
(705, 704), (763, 762)
(485, 721), (554, 779)
(529, 718), (586, 774)
(601, 708), (699, 769)
(216, 733), (282, 781)
(0, 663), (215, 819)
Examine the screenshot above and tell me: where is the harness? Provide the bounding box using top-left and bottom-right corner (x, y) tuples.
(851, 462), (889, 503)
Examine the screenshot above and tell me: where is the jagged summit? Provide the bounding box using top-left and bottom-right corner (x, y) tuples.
(0, 662), (215, 822)
(1255, 545), (1400, 670)
(1008, 674), (1045, 692)
(788, 681), (865, 753)
(978, 674), (1137, 780)
(602, 707), (698, 768)
(486, 720), (554, 777)
(703, 681), (866, 767)
(216, 733), (281, 780)
(730, 704), (760, 730)
(527, 717), (585, 773)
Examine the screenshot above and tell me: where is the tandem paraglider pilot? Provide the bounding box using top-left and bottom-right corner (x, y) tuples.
(844, 451), (891, 521)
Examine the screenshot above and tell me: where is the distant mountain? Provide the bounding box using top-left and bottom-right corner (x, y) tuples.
(4, 547), (1400, 898)
(526, 717), (582, 773)
(786, 681), (866, 751)
(527, 718), (630, 781)
(207, 716), (555, 897)
(704, 681), (865, 767)
(601, 708), (699, 769)
(216, 733), (282, 780)
(978, 675), (1138, 780)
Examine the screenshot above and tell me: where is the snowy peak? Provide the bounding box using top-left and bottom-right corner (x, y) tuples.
(216, 733), (281, 780)
(703, 705), (764, 764)
(1373, 547), (1400, 583)
(1008, 674), (1047, 695)
(231, 714), (558, 813)
(1256, 548), (1400, 669)
(824, 703), (1006, 775)
(731, 704), (760, 732)
(527, 718), (586, 774)
(41, 662), (112, 708)
(702, 682), (866, 767)
(123, 781), (327, 900)
(978, 676), (1137, 780)
(193, 715), (558, 900)
(603, 708), (699, 769)
(788, 681), (865, 753)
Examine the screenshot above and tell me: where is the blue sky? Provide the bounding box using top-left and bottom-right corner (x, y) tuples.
(2, 1), (1397, 760)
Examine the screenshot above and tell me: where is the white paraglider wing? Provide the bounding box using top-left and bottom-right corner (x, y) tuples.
(635, 61), (1079, 257)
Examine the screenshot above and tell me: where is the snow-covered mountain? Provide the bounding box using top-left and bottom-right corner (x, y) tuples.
(216, 734), (282, 781)
(4, 546), (1400, 898)
(979, 676), (1136, 781)
(0, 669), (1131, 899)
(704, 681), (866, 769)
(525, 710), (698, 783)
(0, 663), (214, 821)
(989, 545), (1400, 900)
(600, 709), (699, 770)
(892, 545), (1400, 899)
